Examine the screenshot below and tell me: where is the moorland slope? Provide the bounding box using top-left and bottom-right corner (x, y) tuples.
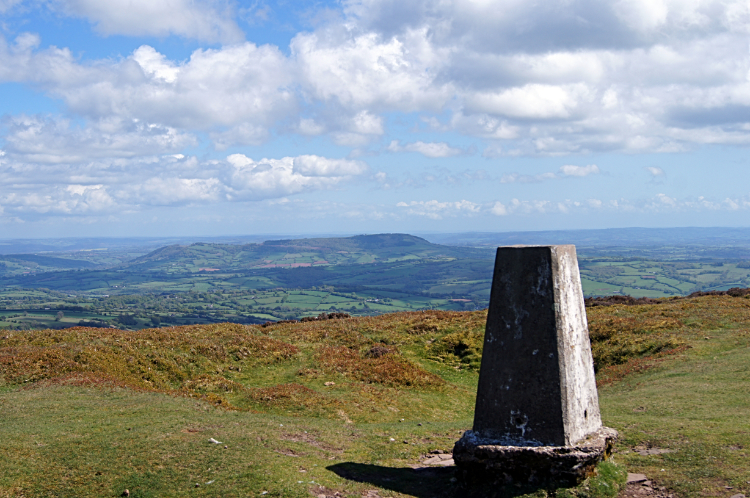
(1, 294), (749, 497)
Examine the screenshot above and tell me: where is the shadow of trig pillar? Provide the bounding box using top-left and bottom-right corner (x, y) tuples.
(453, 245), (617, 487)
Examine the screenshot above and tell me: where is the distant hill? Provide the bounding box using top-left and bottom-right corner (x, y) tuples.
(424, 227), (750, 260)
(4, 229), (750, 301)
(0, 254), (96, 269)
(123, 233), (492, 273)
(0, 234), (289, 255)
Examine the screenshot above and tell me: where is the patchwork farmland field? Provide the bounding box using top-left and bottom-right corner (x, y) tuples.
(4, 233), (750, 330)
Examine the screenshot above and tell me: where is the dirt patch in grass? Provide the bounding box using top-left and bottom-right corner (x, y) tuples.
(365, 344), (398, 358)
(249, 382), (317, 403)
(310, 484), (346, 497)
(245, 382), (345, 418)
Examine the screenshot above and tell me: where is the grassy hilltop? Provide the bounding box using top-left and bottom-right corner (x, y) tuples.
(1, 294), (749, 497)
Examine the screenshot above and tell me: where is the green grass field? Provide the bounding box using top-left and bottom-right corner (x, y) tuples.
(579, 260), (750, 297)
(1, 296), (749, 497)
(0, 287), (477, 330)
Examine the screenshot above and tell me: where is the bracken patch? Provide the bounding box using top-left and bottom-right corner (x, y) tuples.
(248, 382), (316, 402)
(246, 382), (341, 414)
(428, 329), (484, 370)
(595, 345), (692, 387)
(314, 345), (444, 388)
(587, 308), (687, 370)
(0, 324), (299, 403)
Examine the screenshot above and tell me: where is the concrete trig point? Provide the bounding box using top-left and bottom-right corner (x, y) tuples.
(453, 245), (617, 486)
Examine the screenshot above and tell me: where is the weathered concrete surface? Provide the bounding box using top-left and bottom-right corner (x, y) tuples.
(454, 245), (616, 487)
(471, 245), (601, 447)
(453, 427), (618, 487)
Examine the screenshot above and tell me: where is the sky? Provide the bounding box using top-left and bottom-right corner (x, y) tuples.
(1, 0), (750, 238)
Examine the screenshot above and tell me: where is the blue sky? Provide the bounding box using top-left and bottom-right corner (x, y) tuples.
(1, 0), (750, 238)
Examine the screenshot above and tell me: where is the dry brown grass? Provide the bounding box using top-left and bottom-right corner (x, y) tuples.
(4, 300), (739, 415)
(587, 313), (686, 370)
(2, 298), (750, 497)
(0, 324), (298, 394)
(428, 329), (484, 369)
(312, 345), (445, 388)
(586, 294), (750, 372)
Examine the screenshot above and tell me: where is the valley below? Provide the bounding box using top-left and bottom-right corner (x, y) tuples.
(4, 230), (750, 330)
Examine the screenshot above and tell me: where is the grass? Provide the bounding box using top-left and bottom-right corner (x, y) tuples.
(596, 297), (750, 497)
(1, 296), (749, 496)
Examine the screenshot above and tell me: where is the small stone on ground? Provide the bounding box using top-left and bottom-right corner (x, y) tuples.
(420, 453), (455, 466)
(619, 474), (675, 498)
(419, 450), (455, 467)
(312, 484), (344, 497)
(627, 474), (648, 484)
(635, 448), (673, 456)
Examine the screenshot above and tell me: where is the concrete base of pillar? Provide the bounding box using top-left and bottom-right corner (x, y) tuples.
(453, 427), (618, 488)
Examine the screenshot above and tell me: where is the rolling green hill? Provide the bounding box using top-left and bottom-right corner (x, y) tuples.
(123, 234), (491, 273)
(0, 235), (495, 327)
(4, 232), (750, 329)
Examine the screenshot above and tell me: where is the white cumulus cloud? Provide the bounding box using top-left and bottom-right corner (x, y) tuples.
(54, 0), (244, 43)
(1, 115), (196, 163)
(292, 27), (451, 112)
(466, 85), (582, 120)
(226, 154), (368, 201)
(0, 41), (296, 137)
(0, 147), (371, 218)
(396, 199), (481, 219)
(490, 201), (508, 216)
(559, 164), (600, 177)
(646, 166), (665, 176)
(292, 155), (368, 177)
(2, 184), (115, 214)
(387, 140), (463, 158)
(122, 178), (224, 205)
